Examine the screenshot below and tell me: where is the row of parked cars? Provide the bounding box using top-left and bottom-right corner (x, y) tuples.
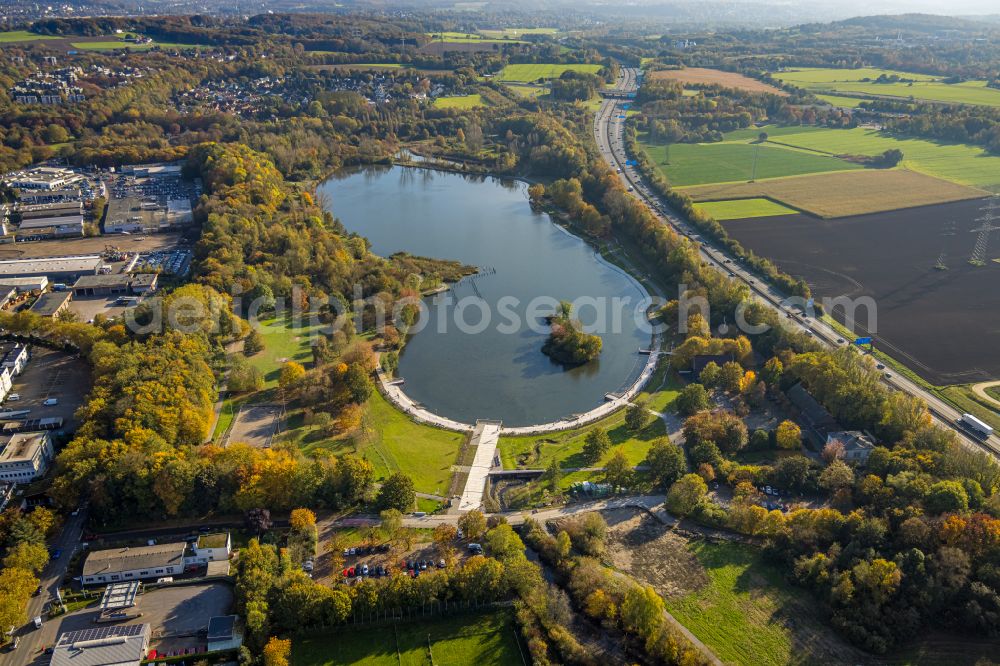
(342, 543), (391, 557)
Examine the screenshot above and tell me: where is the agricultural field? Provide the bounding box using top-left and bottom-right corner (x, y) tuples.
(425, 31), (526, 44)
(773, 67), (1000, 108)
(0, 30), (61, 43)
(650, 67), (787, 95)
(721, 196), (1000, 386)
(640, 135), (859, 187)
(683, 169), (983, 218)
(694, 198), (799, 220)
(433, 94), (485, 109)
(292, 611), (524, 665)
(70, 39), (203, 51)
(761, 126), (1000, 190)
(497, 63), (603, 82)
(478, 28), (558, 38)
(815, 93), (869, 108)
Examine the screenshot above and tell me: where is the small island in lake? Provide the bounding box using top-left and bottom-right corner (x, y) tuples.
(542, 301), (603, 366)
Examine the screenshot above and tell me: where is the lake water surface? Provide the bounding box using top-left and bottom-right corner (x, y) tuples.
(319, 165), (651, 426)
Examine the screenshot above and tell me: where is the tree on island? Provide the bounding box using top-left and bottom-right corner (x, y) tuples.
(542, 300), (603, 366)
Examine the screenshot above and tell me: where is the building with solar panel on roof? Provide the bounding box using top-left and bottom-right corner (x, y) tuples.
(50, 624), (150, 666)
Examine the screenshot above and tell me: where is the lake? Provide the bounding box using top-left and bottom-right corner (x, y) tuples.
(319, 164), (652, 426)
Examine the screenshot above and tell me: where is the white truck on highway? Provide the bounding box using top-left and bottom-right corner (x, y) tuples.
(959, 413), (994, 440)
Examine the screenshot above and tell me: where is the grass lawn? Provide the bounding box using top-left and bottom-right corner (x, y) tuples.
(498, 366), (681, 474)
(292, 610), (523, 665)
(665, 541), (854, 666)
(283, 390), (463, 497)
(694, 198), (799, 220)
(504, 83), (548, 99)
(639, 135), (859, 188)
(937, 385), (1000, 431)
(246, 314), (325, 389)
(498, 63), (602, 82)
(773, 67), (1000, 108)
(433, 94), (485, 109)
(0, 30), (62, 43)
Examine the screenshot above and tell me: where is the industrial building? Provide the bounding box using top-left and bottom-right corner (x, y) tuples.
(105, 196), (192, 234)
(0, 431), (55, 483)
(4, 166), (82, 191)
(81, 542), (187, 585)
(29, 290), (73, 317)
(16, 214), (85, 238)
(0, 276), (49, 293)
(0, 255), (102, 281)
(72, 272), (158, 297)
(191, 532), (232, 564)
(50, 624), (151, 666)
(18, 201), (83, 219)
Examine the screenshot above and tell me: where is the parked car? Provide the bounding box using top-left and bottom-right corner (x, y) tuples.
(438, 559), (446, 569)
(49, 548), (61, 560)
(5, 394), (19, 402)
(303, 560), (314, 572)
(468, 543), (483, 554)
(361, 564), (369, 576)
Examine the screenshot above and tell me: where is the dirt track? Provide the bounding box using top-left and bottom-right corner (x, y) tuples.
(722, 196), (1000, 385)
(0, 233), (181, 259)
(972, 381), (1000, 409)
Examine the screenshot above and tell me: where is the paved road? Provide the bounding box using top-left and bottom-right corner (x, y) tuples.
(3, 510), (87, 664)
(594, 68), (1000, 458)
(398, 495), (666, 529)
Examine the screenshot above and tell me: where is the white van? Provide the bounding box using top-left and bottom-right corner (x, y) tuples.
(156, 577), (173, 584)
(32, 616), (42, 630)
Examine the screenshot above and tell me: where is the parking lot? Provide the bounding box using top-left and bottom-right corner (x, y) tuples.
(24, 583), (233, 658)
(66, 296), (134, 325)
(3, 348), (89, 430)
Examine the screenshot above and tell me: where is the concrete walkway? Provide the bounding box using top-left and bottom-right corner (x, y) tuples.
(377, 367), (473, 433)
(376, 342), (664, 437)
(458, 420), (502, 511)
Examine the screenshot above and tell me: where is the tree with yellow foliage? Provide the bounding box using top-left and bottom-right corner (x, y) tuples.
(263, 636), (292, 666)
(776, 420), (803, 450)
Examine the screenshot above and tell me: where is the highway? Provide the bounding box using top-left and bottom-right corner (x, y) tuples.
(594, 67), (1000, 457)
(2, 509), (87, 664)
